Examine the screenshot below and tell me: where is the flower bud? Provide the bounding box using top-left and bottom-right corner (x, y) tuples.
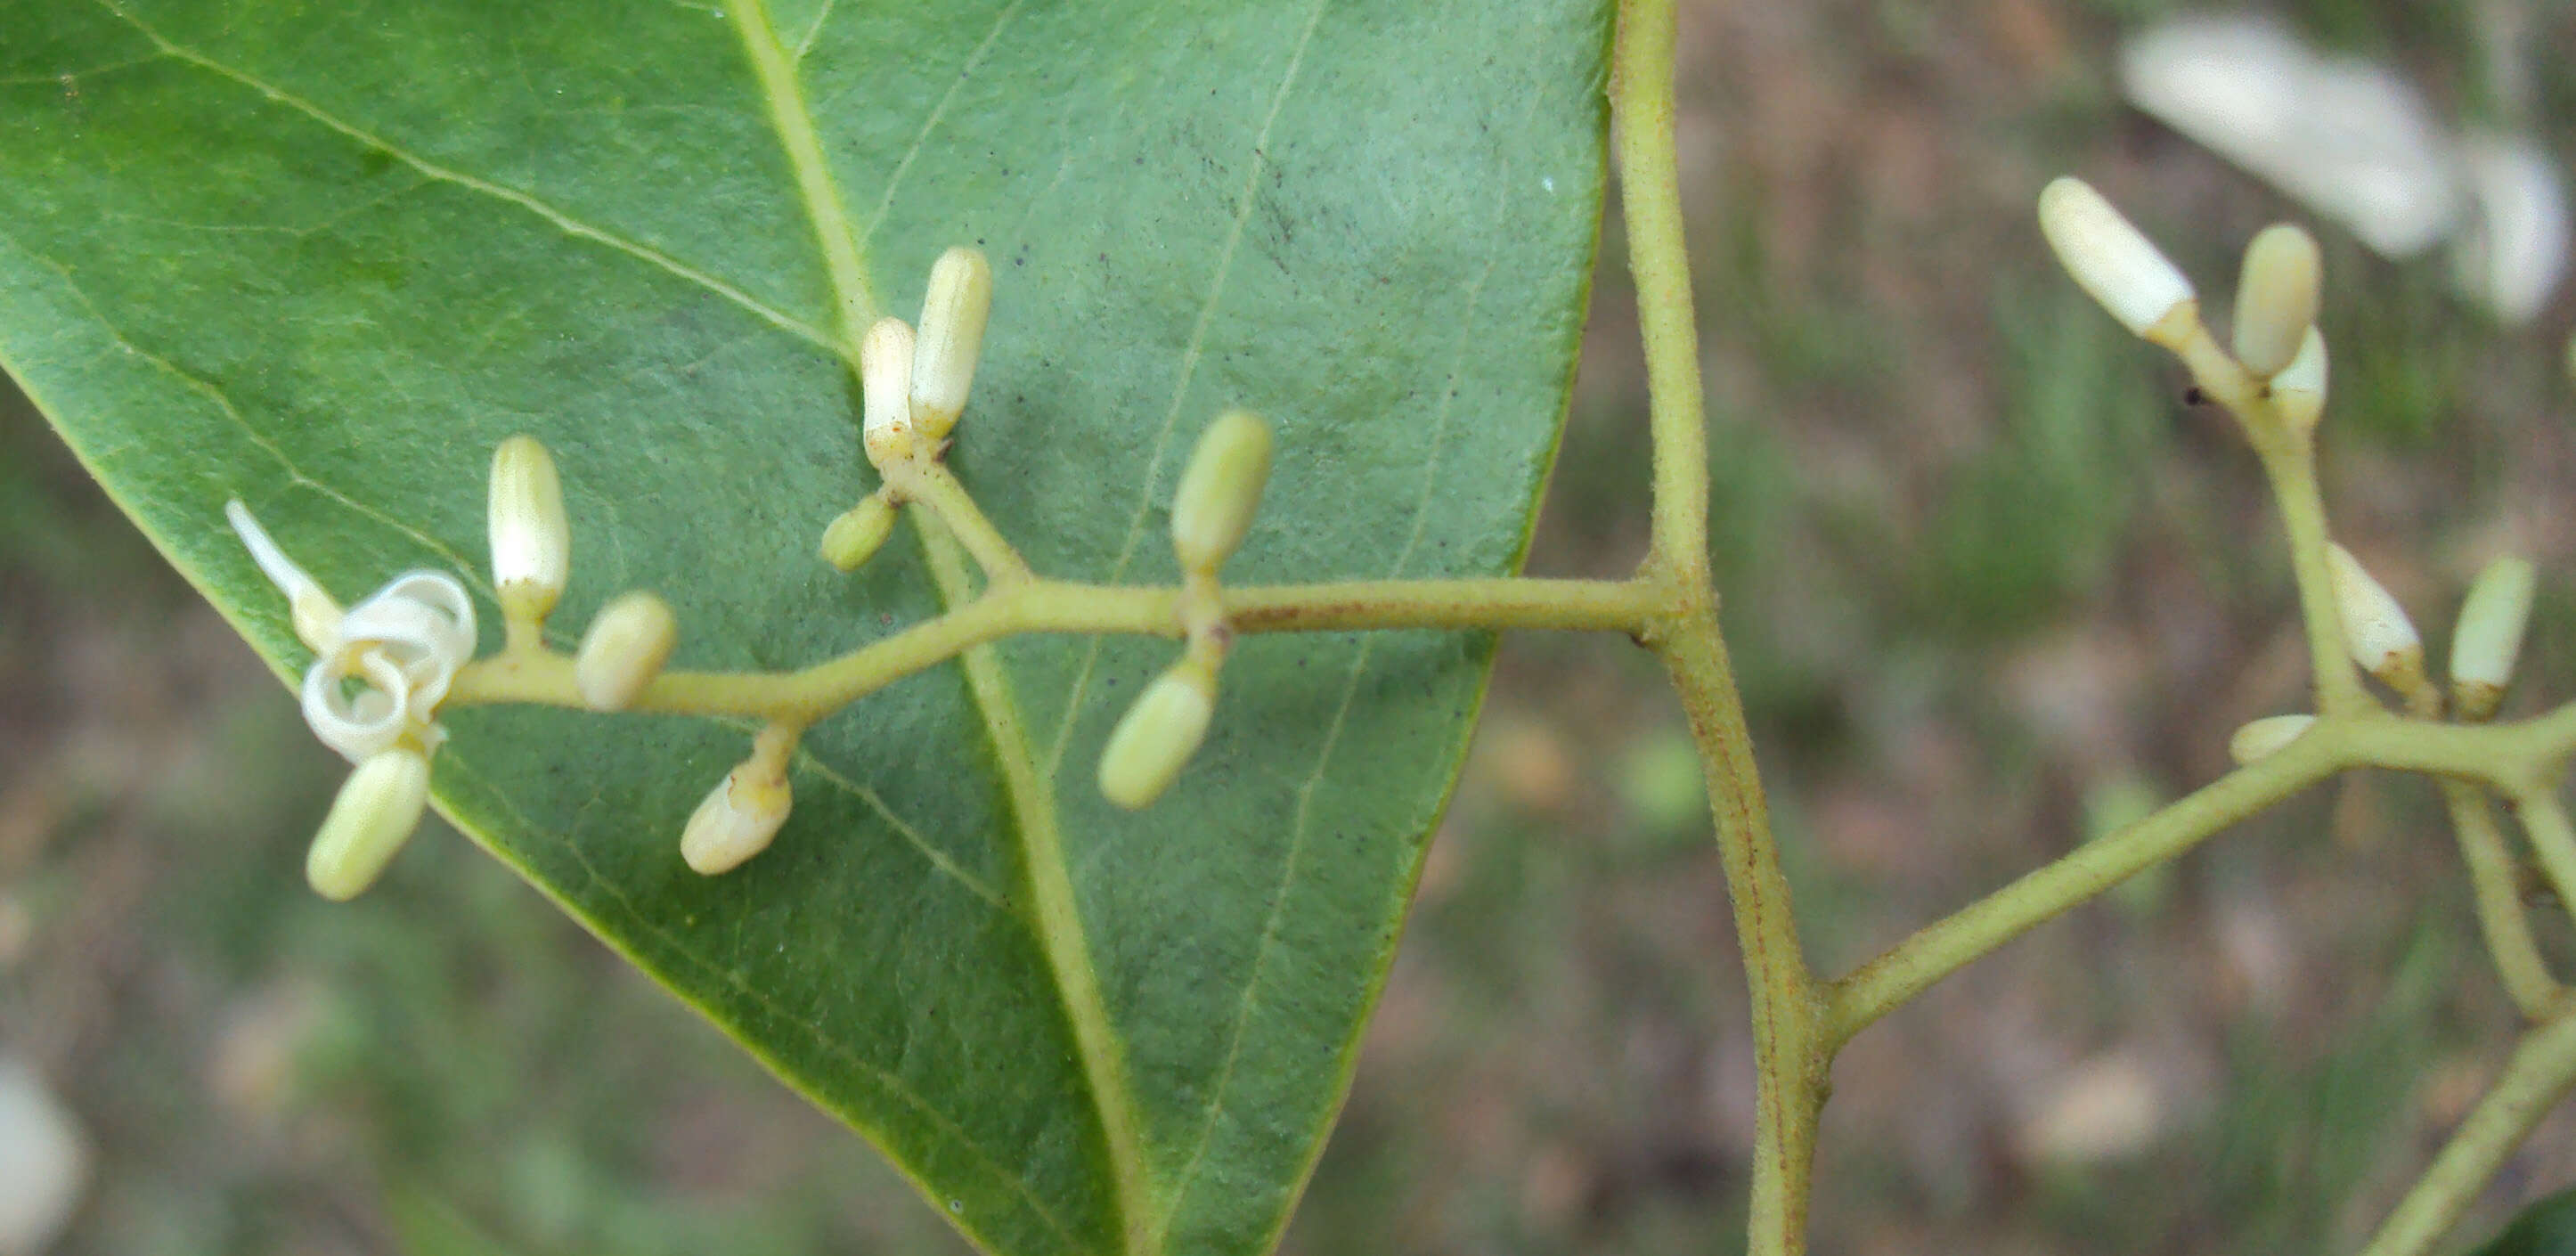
(860, 317), (918, 467)
(2270, 327), (2327, 433)
(820, 493), (901, 572)
(2227, 714), (2317, 766)
(910, 247), (992, 442)
(487, 436), (570, 622)
(1098, 663), (1218, 811)
(575, 591), (677, 712)
(306, 746), (431, 901)
(2038, 177), (2197, 341)
(2450, 556), (2537, 722)
(2231, 224), (2322, 378)
(2327, 543), (2426, 691)
(681, 758), (793, 875)
(1170, 411), (1274, 575)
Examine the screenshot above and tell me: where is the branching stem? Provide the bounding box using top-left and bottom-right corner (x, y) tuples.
(425, 5), (2576, 1253)
(2356, 1010), (2576, 1256)
(2442, 780), (2565, 1021)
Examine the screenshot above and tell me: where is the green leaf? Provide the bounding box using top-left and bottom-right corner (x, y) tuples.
(0, 3), (1609, 1253)
(2474, 1187), (2576, 1256)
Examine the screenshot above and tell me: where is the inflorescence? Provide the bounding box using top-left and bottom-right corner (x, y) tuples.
(2037, 176), (2540, 747)
(226, 245), (1276, 900)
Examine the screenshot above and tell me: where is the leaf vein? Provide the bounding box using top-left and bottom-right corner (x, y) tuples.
(432, 754), (1089, 1254)
(857, 0), (1025, 250)
(0, 223), (485, 583)
(794, 747), (1012, 910)
(1155, 241), (1503, 1244)
(1041, 0), (1330, 780)
(90, 0), (840, 357)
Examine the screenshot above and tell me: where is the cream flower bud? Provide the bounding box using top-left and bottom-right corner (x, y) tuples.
(1098, 662), (1218, 811)
(2450, 556), (2538, 722)
(2227, 714), (2316, 766)
(1170, 411), (1274, 575)
(225, 500), (342, 652)
(819, 493), (901, 572)
(910, 247), (992, 442)
(306, 746), (431, 901)
(2231, 224), (2322, 378)
(2327, 543), (2426, 689)
(860, 317), (918, 467)
(2270, 327), (2327, 433)
(681, 758), (793, 875)
(487, 436), (570, 621)
(2038, 176), (2197, 340)
(575, 591), (677, 712)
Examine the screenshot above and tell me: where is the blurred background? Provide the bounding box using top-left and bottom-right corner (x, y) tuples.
(8, 0), (2576, 1252)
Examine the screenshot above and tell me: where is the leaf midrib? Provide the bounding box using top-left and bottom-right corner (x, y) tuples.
(722, 4), (1156, 1252)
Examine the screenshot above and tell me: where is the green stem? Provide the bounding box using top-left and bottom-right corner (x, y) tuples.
(2441, 780), (2565, 1020)
(1658, 606), (1822, 1254)
(1614, 2), (1822, 1250)
(896, 461), (1032, 584)
(2256, 440), (2375, 717)
(451, 575), (1651, 722)
(1613, 0), (1709, 582)
(2356, 1010), (2576, 1256)
(2515, 791), (2576, 927)
(1829, 728), (2344, 1047)
(2166, 323), (2369, 714)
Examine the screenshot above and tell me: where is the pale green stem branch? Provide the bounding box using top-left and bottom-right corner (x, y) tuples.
(1615, 3), (1821, 1252)
(894, 460), (1032, 584)
(2166, 323), (2372, 716)
(2515, 791), (2576, 927)
(1829, 730), (2344, 1048)
(447, 575), (1651, 723)
(2442, 781), (2566, 1020)
(1614, 0), (1709, 583)
(1658, 606), (1822, 1255)
(1829, 710), (2576, 1047)
(2355, 1010), (2576, 1256)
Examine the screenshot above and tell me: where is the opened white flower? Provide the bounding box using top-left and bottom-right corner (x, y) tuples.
(225, 501), (477, 762)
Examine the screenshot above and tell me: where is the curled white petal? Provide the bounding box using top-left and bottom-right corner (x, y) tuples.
(356, 571), (477, 667)
(335, 571), (477, 712)
(301, 648), (413, 763)
(224, 500), (341, 650)
(333, 602), (450, 711)
(225, 499), (319, 602)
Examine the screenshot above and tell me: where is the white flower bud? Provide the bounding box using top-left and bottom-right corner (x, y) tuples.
(819, 493), (901, 572)
(2450, 556), (2537, 722)
(860, 317), (917, 467)
(910, 247), (992, 442)
(306, 746), (431, 901)
(2038, 177), (2197, 340)
(2227, 714), (2317, 766)
(681, 758), (793, 875)
(1170, 411), (1274, 575)
(2270, 327), (2327, 432)
(2231, 224), (2322, 378)
(224, 500), (342, 652)
(1098, 663), (1218, 811)
(575, 591), (677, 712)
(487, 436), (570, 622)
(2327, 543), (2425, 689)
